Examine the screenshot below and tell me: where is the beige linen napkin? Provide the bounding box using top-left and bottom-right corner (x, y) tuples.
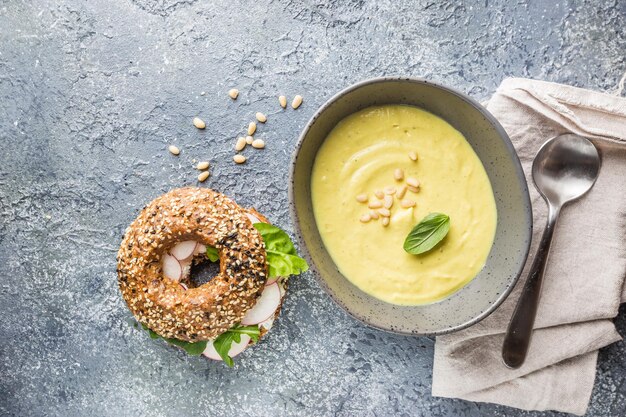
(432, 78), (626, 416)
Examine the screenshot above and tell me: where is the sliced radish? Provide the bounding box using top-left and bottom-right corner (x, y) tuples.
(202, 334), (251, 361)
(179, 283), (188, 291)
(163, 254), (182, 282)
(170, 240), (197, 261)
(179, 257), (192, 278)
(265, 276), (278, 285)
(241, 283), (281, 325)
(278, 281), (286, 297)
(246, 212), (261, 224)
(194, 243), (207, 255)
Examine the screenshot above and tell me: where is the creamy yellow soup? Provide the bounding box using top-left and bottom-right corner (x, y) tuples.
(311, 105), (497, 305)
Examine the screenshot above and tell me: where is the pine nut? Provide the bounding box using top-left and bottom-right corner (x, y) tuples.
(292, 95), (303, 109)
(359, 214), (371, 223)
(228, 89), (239, 99)
(408, 185), (420, 193)
(369, 210), (380, 220)
(168, 145), (180, 155)
(247, 122), (257, 135)
(233, 155), (247, 164)
(279, 95), (287, 108)
(256, 112), (267, 123)
(406, 177), (420, 188)
(378, 208), (391, 217)
(245, 135), (254, 144)
(356, 194), (368, 203)
(384, 186), (396, 195)
(396, 185), (407, 200)
(196, 161), (210, 170)
(383, 195), (394, 209)
(200, 91), (206, 96)
(401, 199), (416, 208)
(408, 151), (418, 161)
(394, 168), (404, 181)
(235, 136), (247, 151)
(374, 190), (384, 200)
(252, 139), (265, 149)
(382, 217), (390, 227)
(193, 117), (206, 129)
(368, 201), (383, 209)
(197, 171), (210, 182)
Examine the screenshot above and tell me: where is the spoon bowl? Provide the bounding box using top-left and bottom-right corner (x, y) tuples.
(532, 134), (601, 206)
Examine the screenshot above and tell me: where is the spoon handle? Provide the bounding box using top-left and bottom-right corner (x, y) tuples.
(502, 205), (560, 369)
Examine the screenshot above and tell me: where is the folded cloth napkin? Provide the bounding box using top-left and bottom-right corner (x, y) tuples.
(432, 78), (626, 416)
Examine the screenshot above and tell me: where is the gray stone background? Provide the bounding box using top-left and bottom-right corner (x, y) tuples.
(1, 0), (625, 416)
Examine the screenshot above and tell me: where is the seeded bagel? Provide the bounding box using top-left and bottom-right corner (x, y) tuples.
(117, 187), (268, 342)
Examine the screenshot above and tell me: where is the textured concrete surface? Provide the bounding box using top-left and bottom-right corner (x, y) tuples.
(1, 1), (625, 416)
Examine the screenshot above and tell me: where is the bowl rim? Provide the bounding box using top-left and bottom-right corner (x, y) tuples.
(288, 76), (532, 336)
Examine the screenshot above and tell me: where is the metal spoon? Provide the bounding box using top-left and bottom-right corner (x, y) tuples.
(502, 133), (600, 369)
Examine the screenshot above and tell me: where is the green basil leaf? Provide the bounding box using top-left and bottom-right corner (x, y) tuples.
(403, 213), (450, 255)
(253, 223), (309, 278)
(206, 246), (219, 262)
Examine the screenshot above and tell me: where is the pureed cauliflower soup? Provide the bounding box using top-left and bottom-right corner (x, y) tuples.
(311, 105), (497, 305)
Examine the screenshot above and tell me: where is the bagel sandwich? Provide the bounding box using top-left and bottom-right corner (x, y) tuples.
(117, 187), (308, 366)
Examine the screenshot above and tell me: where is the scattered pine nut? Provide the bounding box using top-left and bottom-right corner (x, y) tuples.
(233, 155), (247, 164)
(168, 145), (180, 155)
(196, 161), (210, 170)
(406, 177), (420, 188)
(378, 208), (391, 217)
(408, 185), (420, 193)
(193, 117), (206, 129)
(252, 139), (265, 149)
(198, 171), (210, 182)
(374, 190), (384, 200)
(292, 95), (303, 109)
(383, 195), (394, 209)
(356, 194), (368, 203)
(200, 91), (206, 96)
(408, 151), (418, 161)
(245, 135), (254, 145)
(369, 210), (380, 220)
(396, 185), (408, 200)
(393, 168), (404, 181)
(247, 122), (257, 136)
(359, 214), (371, 223)
(384, 186), (396, 195)
(235, 136), (247, 151)
(368, 201), (383, 209)
(382, 217), (390, 227)
(255, 112), (267, 123)
(279, 95), (287, 108)
(401, 199), (416, 208)
(228, 89), (239, 99)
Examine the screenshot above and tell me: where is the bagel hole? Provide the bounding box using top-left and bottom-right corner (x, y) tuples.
(188, 257), (220, 288)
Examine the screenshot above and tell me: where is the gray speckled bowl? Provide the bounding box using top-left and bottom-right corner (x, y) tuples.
(289, 77), (532, 336)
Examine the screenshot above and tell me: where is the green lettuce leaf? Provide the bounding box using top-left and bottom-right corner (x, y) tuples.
(253, 223), (309, 278)
(141, 323), (207, 356)
(206, 245), (219, 262)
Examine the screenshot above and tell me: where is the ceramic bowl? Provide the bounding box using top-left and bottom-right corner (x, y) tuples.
(289, 77), (532, 335)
